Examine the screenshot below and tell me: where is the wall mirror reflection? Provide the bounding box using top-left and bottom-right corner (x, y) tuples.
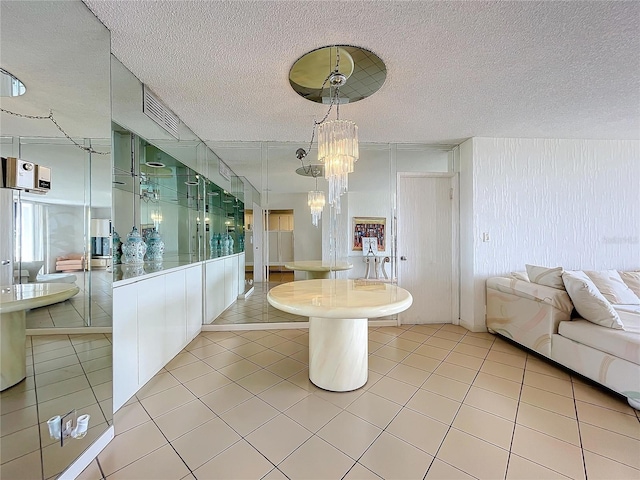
(0, 1), (113, 479)
(206, 141), (455, 326)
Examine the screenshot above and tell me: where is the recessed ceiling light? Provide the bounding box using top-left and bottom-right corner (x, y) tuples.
(207, 191), (219, 196)
(145, 161), (165, 168)
(184, 180), (199, 186)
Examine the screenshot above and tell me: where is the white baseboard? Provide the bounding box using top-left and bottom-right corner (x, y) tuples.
(58, 425), (114, 480)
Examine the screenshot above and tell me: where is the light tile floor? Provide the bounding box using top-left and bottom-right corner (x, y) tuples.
(87, 324), (638, 479)
(1, 333), (113, 480)
(26, 270), (113, 329)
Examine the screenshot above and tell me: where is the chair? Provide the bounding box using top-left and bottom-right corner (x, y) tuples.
(55, 254), (85, 272)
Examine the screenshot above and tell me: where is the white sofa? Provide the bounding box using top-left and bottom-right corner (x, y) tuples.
(486, 271), (640, 409)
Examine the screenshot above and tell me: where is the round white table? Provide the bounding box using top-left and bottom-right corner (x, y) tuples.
(284, 260), (353, 279)
(267, 279), (412, 392)
(1, 283), (80, 391)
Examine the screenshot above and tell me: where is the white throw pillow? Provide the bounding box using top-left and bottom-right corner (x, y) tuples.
(510, 271), (530, 282)
(585, 270), (640, 305)
(562, 271), (624, 329)
(526, 264), (565, 289)
(619, 271), (640, 297)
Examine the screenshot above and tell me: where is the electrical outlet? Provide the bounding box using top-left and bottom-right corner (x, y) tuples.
(482, 232), (490, 242)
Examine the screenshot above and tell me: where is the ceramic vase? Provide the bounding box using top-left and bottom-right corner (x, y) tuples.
(221, 234), (230, 256)
(121, 226), (147, 264)
(145, 229), (165, 262)
(209, 234), (219, 258)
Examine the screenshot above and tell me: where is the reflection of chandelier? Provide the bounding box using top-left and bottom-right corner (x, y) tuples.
(307, 171), (326, 228)
(294, 46), (359, 215)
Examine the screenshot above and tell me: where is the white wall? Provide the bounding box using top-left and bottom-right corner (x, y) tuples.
(461, 137), (640, 331)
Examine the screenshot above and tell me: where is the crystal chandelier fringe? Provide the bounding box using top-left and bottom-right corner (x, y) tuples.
(308, 190), (325, 227)
(317, 119), (359, 208)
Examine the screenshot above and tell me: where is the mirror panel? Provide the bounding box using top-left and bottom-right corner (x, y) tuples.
(0, 1), (112, 478)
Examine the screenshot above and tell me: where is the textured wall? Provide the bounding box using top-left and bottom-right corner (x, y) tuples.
(466, 137), (640, 330)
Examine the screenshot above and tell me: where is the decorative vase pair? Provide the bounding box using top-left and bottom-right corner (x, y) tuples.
(121, 226), (164, 264)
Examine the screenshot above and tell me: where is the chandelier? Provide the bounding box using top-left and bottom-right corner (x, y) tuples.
(307, 175), (326, 227)
(293, 46), (360, 217)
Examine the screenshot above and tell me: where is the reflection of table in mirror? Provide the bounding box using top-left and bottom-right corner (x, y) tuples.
(284, 261), (353, 279)
(268, 279), (412, 392)
(1, 283), (80, 391)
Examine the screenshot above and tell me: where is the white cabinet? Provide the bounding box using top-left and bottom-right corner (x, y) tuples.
(113, 263), (204, 411)
(114, 255), (244, 411)
(137, 275), (167, 383)
(205, 258), (225, 323)
(185, 265), (203, 339)
(113, 284), (138, 411)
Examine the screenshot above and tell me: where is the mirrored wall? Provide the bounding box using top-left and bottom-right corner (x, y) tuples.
(110, 56), (247, 285)
(0, 2), (113, 478)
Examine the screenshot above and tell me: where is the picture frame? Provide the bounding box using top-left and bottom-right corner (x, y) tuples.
(352, 216), (386, 251)
(140, 224), (155, 242)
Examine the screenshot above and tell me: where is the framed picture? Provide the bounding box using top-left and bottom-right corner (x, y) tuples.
(352, 217), (386, 251)
(141, 224), (155, 242)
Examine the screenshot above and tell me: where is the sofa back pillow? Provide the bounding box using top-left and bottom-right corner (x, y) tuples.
(584, 270), (640, 305)
(510, 271), (530, 282)
(619, 271), (640, 297)
(526, 264), (564, 289)
(562, 271), (624, 329)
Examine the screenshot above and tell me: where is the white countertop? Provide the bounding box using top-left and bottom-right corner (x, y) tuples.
(267, 279), (412, 319)
(0, 283), (80, 313)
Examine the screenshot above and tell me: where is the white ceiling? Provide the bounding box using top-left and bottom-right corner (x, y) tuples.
(85, 0), (639, 147)
(0, 2), (111, 139)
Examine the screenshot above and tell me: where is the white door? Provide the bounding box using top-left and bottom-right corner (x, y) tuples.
(397, 174), (458, 324)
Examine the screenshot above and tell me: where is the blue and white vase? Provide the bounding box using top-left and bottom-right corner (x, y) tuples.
(209, 234), (219, 258)
(238, 234), (244, 253)
(228, 235), (234, 254)
(112, 230), (122, 265)
(145, 229), (165, 262)
(122, 226), (147, 264)
(221, 234), (230, 256)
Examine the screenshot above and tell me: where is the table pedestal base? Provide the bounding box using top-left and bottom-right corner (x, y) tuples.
(309, 316), (368, 392)
(1, 310), (26, 391)
(307, 271), (330, 280)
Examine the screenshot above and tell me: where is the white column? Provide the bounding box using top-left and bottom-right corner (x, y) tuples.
(308, 316), (368, 392)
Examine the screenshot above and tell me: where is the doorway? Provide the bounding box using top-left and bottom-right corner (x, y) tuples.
(397, 173), (459, 324)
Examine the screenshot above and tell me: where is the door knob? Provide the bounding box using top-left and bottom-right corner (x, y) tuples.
(400, 256), (407, 261)
(1, 260), (10, 265)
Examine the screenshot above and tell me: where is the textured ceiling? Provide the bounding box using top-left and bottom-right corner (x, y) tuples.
(0, 2), (111, 139)
(84, 0), (639, 146)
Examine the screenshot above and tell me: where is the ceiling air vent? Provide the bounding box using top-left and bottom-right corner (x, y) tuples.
(142, 84), (180, 139)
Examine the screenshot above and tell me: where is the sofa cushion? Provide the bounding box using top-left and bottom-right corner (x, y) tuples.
(510, 271), (530, 282)
(585, 270), (640, 305)
(562, 271), (624, 329)
(558, 316), (640, 365)
(620, 271), (640, 297)
(526, 264), (564, 289)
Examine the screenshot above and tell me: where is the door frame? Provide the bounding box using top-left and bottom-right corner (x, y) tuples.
(396, 172), (460, 325)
